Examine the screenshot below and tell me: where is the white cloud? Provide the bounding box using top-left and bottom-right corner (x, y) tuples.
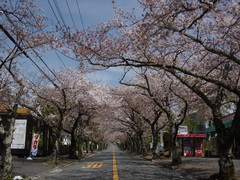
(87, 67), (134, 86)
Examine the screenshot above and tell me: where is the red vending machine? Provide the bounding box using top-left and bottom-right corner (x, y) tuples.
(178, 134), (206, 157)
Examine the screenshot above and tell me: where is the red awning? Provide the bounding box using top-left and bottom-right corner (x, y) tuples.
(177, 134), (206, 138)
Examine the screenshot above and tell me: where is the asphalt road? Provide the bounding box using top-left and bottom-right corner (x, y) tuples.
(42, 145), (188, 180)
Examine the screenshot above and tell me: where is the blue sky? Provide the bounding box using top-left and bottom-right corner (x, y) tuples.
(33, 0), (141, 86)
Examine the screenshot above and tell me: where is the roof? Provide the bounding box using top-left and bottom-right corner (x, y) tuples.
(205, 120), (233, 133)
(16, 108), (29, 114)
(0, 104), (29, 115)
(0, 104), (11, 112)
(177, 134), (206, 138)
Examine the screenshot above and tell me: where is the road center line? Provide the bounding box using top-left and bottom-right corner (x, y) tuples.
(112, 146), (119, 180)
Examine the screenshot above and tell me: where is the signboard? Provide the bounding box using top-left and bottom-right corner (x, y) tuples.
(178, 126), (188, 135)
(30, 133), (40, 157)
(11, 119), (27, 149)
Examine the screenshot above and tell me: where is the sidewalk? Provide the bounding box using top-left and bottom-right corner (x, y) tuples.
(13, 156), (72, 179)
(153, 156), (240, 180)
(12, 154), (92, 179)
(13, 156), (55, 179)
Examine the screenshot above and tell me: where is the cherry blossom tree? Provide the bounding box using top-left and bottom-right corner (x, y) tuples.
(110, 93), (149, 154)
(24, 68), (87, 163)
(60, 0), (239, 179)
(24, 68), (110, 162)
(0, 65), (24, 179)
(117, 108), (148, 154)
(32, 81), (69, 165)
(119, 69), (191, 164)
(112, 82), (168, 158)
(63, 104), (92, 159)
(62, 76), (109, 159)
(0, 0), (55, 178)
(88, 116), (109, 151)
(87, 85), (134, 150)
(0, 0), (54, 67)
(61, 71), (98, 159)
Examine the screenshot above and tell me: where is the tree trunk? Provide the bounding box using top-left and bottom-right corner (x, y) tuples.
(51, 108), (64, 164)
(0, 117), (15, 179)
(170, 124), (182, 166)
(0, 74), (23, 178)
(69, 131), (78, 159)
(42, 122), (49, 156)
(171, 136), (182, 166)
(52, 134), (60, 165)
(218, 148), (235, 180)
(215, 129), (235, 180)
(135, 135), (140, 154)
(51, 122), (62, 165)
(139, 133), (146, 155)
(68, 115), (80, 159)
(78, 137), (83, 159)
(98, 142), (103, 151)
(127, 134), (134, 152)
(151, 131), (158, 159)
(211, 110), (236, 180)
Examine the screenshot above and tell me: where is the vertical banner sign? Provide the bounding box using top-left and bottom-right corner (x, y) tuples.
(30, 133), (40, 157)
(11, 119), (27, 149)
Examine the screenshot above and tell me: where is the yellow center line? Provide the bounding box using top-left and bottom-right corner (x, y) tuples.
(112, 146), (119, 180)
